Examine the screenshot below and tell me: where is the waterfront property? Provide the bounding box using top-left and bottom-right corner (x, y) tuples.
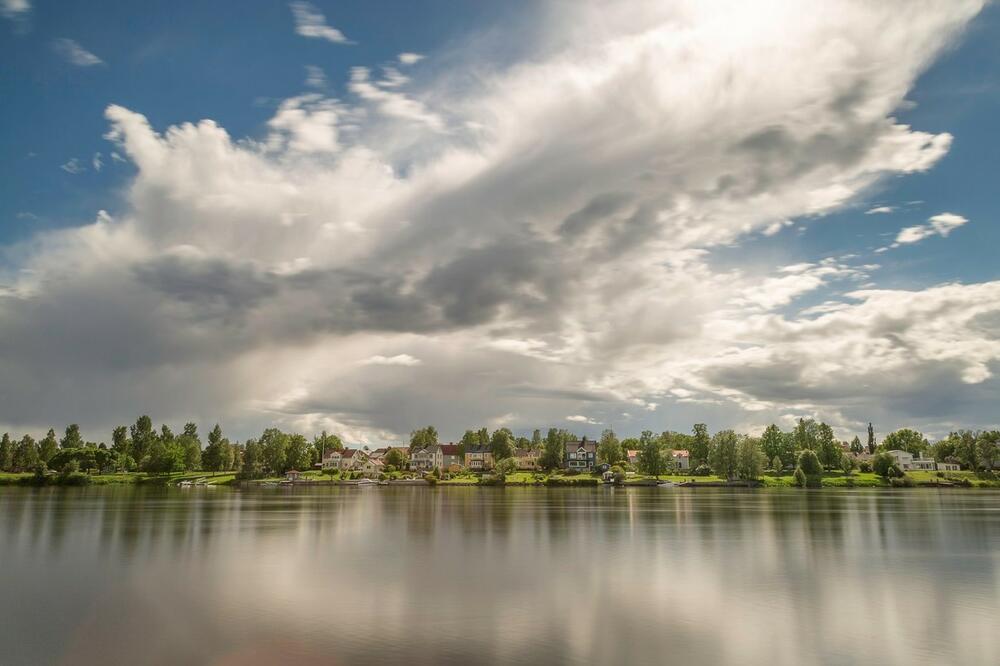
(671, 449), (691, 470)
(515, 447), (539, 470)
(323, 448), (368, 471)
(464, 444), (494, 471)
(888, 450), (938, 472)
(410, 444), (464, 472)
(564, 437), (597, 472)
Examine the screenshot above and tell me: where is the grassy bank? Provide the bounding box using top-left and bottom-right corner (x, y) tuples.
(4, 469), (999, 489)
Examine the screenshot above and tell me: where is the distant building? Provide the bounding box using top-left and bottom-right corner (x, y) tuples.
(465, 444), (494, 471)
(627, 449), (639, 465)
(671, 449), (691, 470)
(323, 448), (367, 471)
(887, 450), (936, 472)
(937, 461), (961, 471)
(564, 438), (597, 472)
(514, 448), (539, 470)
(285, 470), (302, 482)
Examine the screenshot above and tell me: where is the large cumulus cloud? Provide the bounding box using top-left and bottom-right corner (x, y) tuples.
(0, 0), (993, 442)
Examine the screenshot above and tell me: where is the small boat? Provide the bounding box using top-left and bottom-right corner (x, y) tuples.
(177, 480), (193, 488)
(657, 481), (678, 488)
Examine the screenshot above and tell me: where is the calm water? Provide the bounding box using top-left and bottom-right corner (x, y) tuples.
(2, 487), (1000, 665)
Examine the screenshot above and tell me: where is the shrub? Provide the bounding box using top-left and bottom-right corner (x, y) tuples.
(840, 456), (855, 475)
(610, 465), (625, 485)
(770, 456), (783, 473)
(793, 467), (807, 488)
(859, 460), (872, 473)
(423, 473), (438, 486)
(544, 477), (599, 487)
(871, 452), (896, 477)
(890, 475), (915, 488)
(693, 464), (712, 477)
(936, 471), (945, 478)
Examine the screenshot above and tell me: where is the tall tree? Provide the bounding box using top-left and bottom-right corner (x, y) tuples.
(490, 428), (514, 461)
(409, 426), (438, 451)
(14, 435), (40, 472)
(459, 430), (479, 456)
(882, 429), (928, 456)
(313, 431), (343, 461)
(259, 428), (289, 475)
(760, 425), (785, 465)
(977, 431), (1000, 471)
(531, 429), (542, 450)
(597, 429), (622, 465)
(638, 436), (665, 476)
(691, 424), (710, 466)
(130, 416), (155, 463)
(736, 436), (765, 481)
(60, 424), (83, 449)
(816, 423), (840, 468)
(240, 439), (264, 479)
(539, 428), (565, 471)
(285, 434), (311, 472)
(111, 426), (130, 457)
(849, 435), (864, 455)
(477, 427), (490, 446)
(0, 433), (14, 472)
(793, 418), (818, 451)
(866, 422), (876, 455)
(709, 430), (739, 480)
(952, 430), (979, 471)
(38, 429), (59, 464)
(178, 423), (202, 471)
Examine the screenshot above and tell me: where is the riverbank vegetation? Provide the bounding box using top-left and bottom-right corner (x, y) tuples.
(2, 416), (999, 489)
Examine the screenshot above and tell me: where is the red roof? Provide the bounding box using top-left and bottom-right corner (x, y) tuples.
(440, 444), (461, 455)
(672, 449), (690, 457)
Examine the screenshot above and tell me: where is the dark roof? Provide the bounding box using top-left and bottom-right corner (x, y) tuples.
(465, 444), (491, 454)
(440, 444), (461, 456)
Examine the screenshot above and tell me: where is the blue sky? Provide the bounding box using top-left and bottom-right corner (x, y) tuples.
(1, 0), (999, 444)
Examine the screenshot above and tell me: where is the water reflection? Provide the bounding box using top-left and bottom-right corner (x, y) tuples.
(2, 487), (999, 665)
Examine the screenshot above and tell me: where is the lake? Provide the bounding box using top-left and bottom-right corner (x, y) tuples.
(2, 486), (999, 665)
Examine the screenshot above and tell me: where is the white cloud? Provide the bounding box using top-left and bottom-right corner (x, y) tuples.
(361, 354), (423, 367)
(1, 0), (29, 20)
(60, 157), (84, 174)
(398, 52), (424, 66)
(865, 205), (895, 215)
(348, 66), (445, 131)
(92, 152), (103, 172)
(304, 65), (326, 89)
(566, 415), (599, 424)
(53, 38), (103, 66)
(290, 1), (350, 44)
(895, 212), (968, 245)
(266, 94), (341, 153)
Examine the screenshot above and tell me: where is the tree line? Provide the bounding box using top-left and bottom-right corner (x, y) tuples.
(3, 416), (997, 481)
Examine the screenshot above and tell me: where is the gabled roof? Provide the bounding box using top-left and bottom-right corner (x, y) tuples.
(514, 448), (536, 457)
(672, 449), (690, 457)
(466, 444), (491, 454)
(440, 444), (461, 456)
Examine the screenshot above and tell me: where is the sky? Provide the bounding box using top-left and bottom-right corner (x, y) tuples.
(1, 0), (999, 446)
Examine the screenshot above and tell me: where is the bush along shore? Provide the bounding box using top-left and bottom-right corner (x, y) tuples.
(2, 417), (999, 490)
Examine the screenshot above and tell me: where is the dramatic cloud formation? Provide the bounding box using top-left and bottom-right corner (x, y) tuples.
(0, 0), (994, 444)
(53, 38), (103, 66)
(290, 1), (350, 44)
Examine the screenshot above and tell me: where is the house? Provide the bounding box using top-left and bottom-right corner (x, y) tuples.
(322, 448), (367, 471)
(465, 444), (494, 471)
(370, 446), (409, 464)
(564, 437), (597, 472)
(627, 449), (640, 466)
(514, 448), (539, 470)
(671, 449), (691, 470)
(285, 470), (302, 482)
(438, 444), (464, 471)
(359, 457), (384, 478)
(887, 450), (936, 472)
(410, 447), (436, 471)
(937, 461), (961, 471)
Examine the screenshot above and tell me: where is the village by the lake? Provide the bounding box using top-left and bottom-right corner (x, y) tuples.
(3, 418), (998, 490)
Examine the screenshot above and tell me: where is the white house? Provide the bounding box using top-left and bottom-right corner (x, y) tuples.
(887, 450), (937, 472)
(322, 448), (367, 471)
